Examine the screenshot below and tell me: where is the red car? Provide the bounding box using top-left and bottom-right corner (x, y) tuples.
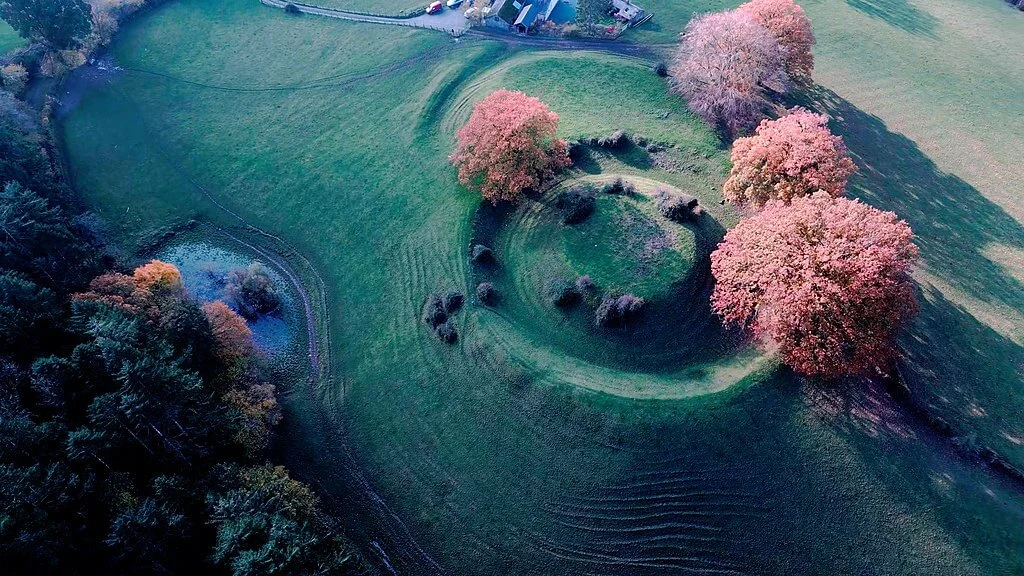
(427, 1), (443, 13)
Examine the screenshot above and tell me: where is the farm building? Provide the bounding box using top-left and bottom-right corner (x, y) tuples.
(484, 0), (578, 32)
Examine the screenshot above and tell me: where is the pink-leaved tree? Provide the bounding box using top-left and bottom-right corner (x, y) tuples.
(669, 10), (788, 136)
(723, 108), (857, 208)
(450, 89), (570, 204)
(710, 192), (919, 378)
(738, 0), (816, 84)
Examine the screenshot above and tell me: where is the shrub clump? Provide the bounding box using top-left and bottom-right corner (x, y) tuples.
(599, 177), (635, 195)
(654, 61), (668, 77)
(442, 290), (464, 314)
(654, 188), (700, 222)
(476, 282), (498, 305)
(422, 291), (463, 343)
(546, 278), (580, 308)
(435, 321), (458, 343)
(421, 294), (447, 329)
(225, 262), (282, 320)
(556, 187), (596, 224)
(471, 244), (494, 265)
(597, 129), (629, 149)
(595, 294), (646, 328)
(575, 275), (595, 294)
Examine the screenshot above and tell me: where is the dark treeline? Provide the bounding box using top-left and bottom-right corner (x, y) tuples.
(0, 82), (368, 574)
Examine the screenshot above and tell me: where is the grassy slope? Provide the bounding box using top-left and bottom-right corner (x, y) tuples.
(0, 20), (25, 55)
(629, 0), (1024, 471)
(59, 0), (1024, 574)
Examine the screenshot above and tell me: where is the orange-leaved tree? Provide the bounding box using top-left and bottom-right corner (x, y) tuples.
(738, 0), (816, 84)
(450, 89), (570, 204)
(723, 108), (856, 208)
(710, 192), (918, 379)
(203, 300), (254, 363)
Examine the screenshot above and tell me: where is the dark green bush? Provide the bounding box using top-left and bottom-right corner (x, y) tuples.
(434, 321), (458, 343)
(476, 282), (497, 305)
(595, 293), (646, 328)
(596, 129), (628, 149)
(421, 294), (447, 328)
(546, 278), (579, 307)
(654, 188), (699, 222)
(442, 290), (464, 314)
(556, 187), (595, 224)
(225, 262), (282, 319)
(471, 244), (494, 265)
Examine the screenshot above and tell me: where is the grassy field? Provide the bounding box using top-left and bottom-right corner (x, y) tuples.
(59, 0), (1024, 573)
(0, 20), (25, 55)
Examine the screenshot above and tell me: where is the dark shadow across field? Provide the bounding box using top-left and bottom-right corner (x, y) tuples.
(798, 87), (1024, 315)
(793, 87), (1024, 468)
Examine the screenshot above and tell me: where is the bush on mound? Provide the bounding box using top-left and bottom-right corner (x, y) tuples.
(600, 177), (635, 195)
(597, 129), (629, 149)
(423, 292), (462, 344)
(476, 282), (498, 305)
(422, 294), (447, 328)
(556, 187), (596, 224)
(435, 321), (458, 343)
(442, 290), (464, 314)
(575, 275), (595, 294)
(546, 278), (580, 307)
(655, 188), (700, 222)
(471, 244), (494, 265)
(595, 293), (646, 328)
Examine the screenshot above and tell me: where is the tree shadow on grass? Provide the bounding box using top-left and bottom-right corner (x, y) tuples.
(793, 87), (1024, 315)
(899, 285), (1024, 468)
(845, 0), (939, 38)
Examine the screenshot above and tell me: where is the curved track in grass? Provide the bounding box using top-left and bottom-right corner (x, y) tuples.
(471, 174), (768, 399)
(57, 2), (1024, 573)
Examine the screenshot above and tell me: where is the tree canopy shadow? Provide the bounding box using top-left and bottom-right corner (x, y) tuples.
(899, 285), (1024, 469)
(791, 87), (1024, 316)
(845, 0), (939, 38)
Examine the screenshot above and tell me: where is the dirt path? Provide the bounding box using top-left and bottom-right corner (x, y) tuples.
(259, 0), (670, 60)
(260, 0), (472, 33)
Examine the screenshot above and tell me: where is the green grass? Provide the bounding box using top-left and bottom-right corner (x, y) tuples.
(58, 0), (1024, 573)
(561, 192), (693, 298)
(0, 20), (25, 55)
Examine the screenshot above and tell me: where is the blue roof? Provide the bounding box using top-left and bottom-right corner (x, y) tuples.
(546, 0), (576, 24)
(514, 3), (539, 26)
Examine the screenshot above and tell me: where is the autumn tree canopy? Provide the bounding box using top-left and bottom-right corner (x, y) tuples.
(203, 300), (255, 363)
(669, 10), (788, 136)
(710, 192), (918, 378)
(723, 108), (856, 208)
(450, 89), (570, 204)
(738, 0), (815, 84)
(0, 0), (93, 49)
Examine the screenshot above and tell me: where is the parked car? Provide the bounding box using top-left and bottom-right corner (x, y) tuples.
(427, 1), (443, 13)
(446, 0), (463, 7)
(464, 6), (478, 17)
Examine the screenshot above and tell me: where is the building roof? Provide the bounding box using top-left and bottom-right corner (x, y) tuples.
(514, 2), (539, 26)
